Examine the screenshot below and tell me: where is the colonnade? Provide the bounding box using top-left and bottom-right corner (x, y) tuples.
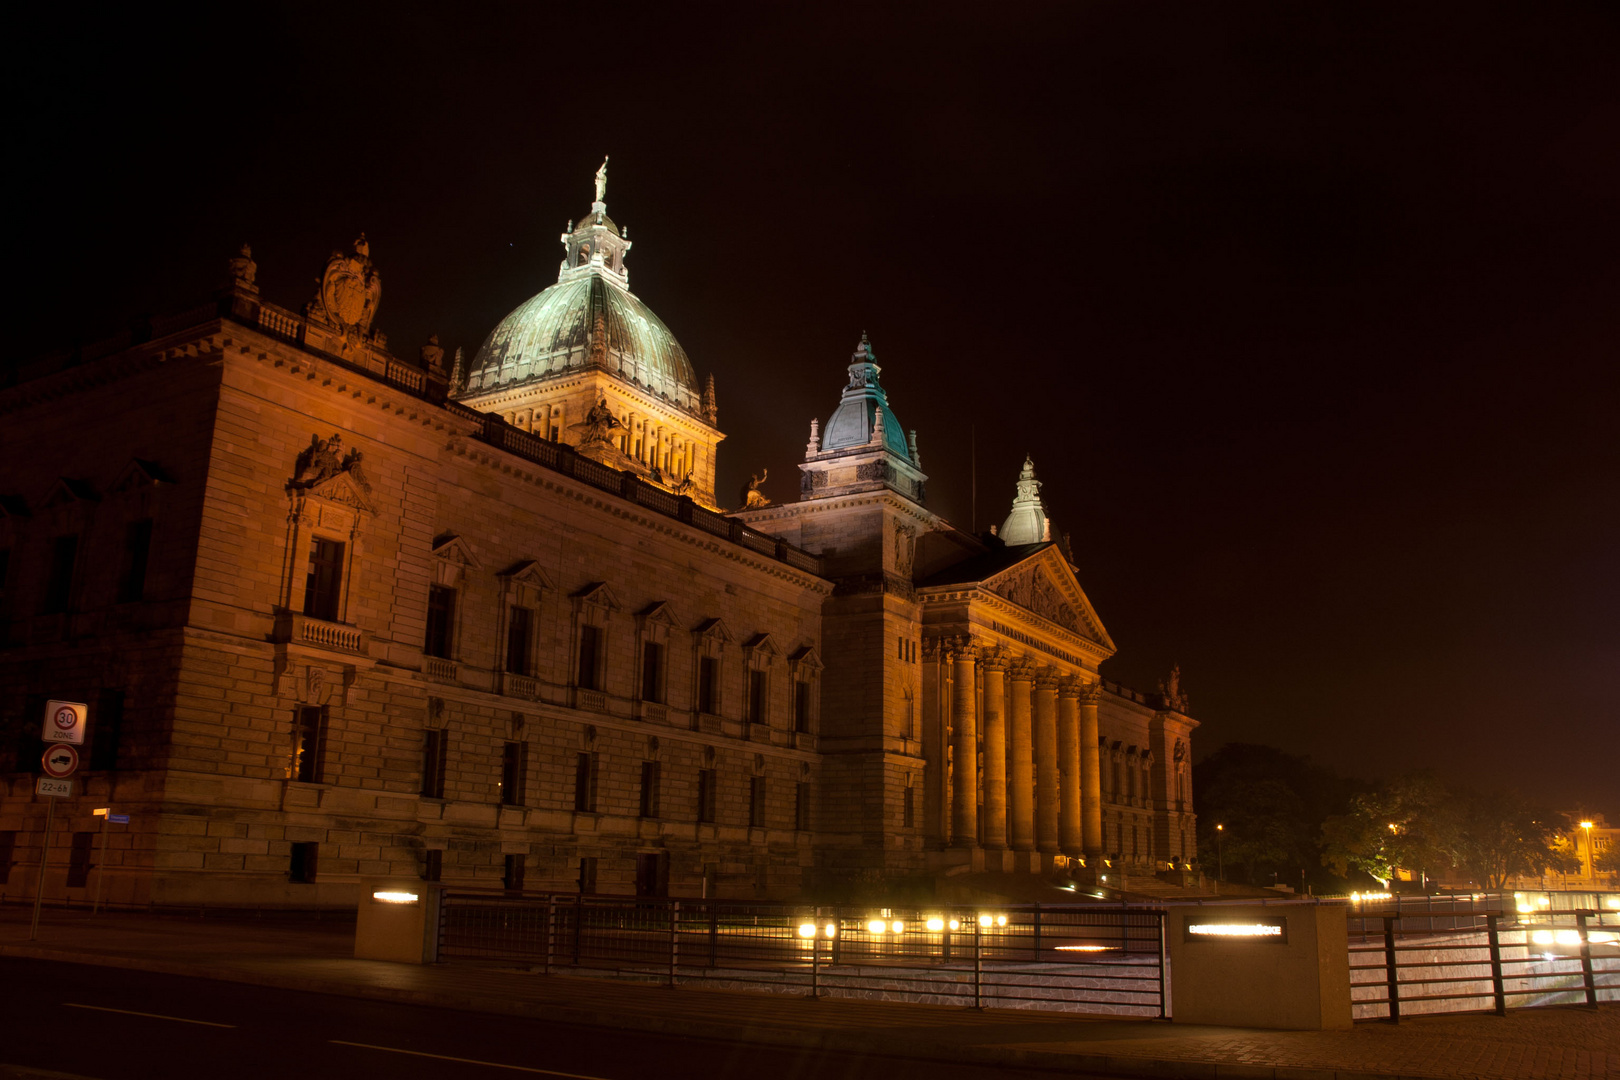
(945, 641), (1105, 861)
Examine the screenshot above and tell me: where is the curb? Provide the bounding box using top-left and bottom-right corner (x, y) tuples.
(0, 944), (1449, 1080)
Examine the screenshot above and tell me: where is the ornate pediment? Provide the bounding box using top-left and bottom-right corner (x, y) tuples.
(111, 458), (173, 494)
(499, 559), (554, 591)
(431, 534), (481, 587)
(571, 580), (620, 612)
(637, 600), (679, 629)
(788, 644), (823, 676)
(289, 433), (375, 515)
(692, 616), (734, 644)
(981, 548), (1114, 651)
(42, 477), (99, 508)
(743, 632), (780, 659)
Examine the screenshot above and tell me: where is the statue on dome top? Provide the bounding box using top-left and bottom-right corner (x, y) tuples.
(594, 156), (609, 203)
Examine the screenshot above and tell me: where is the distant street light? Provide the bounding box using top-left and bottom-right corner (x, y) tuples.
(1581, 821), (1595, 882)
(1216, 823), (1224, 881)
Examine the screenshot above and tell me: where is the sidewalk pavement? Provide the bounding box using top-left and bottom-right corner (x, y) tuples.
(1, 907), (1613, 1080)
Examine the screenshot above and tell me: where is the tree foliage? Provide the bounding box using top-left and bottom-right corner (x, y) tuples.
(1319, 773), (1573, 888)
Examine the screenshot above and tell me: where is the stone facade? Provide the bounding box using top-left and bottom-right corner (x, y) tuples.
(0, 181), (1197, 908)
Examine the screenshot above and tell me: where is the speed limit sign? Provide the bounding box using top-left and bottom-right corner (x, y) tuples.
(42, 700), (87, 745)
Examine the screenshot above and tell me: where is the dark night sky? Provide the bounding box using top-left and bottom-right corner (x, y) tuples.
(12, 4), (1618, 811)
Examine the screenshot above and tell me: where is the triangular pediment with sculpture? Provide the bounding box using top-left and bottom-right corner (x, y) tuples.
(288, 432), (376, 515)
(980, 546), (1115, 652)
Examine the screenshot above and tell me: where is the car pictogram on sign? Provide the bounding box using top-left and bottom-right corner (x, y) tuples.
(42, 744), (79, 778)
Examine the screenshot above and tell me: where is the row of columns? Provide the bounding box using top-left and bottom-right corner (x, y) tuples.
(949, 643), (1104, 860)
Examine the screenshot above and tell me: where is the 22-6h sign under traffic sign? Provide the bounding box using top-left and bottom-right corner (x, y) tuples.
(43, 700), (87, 745)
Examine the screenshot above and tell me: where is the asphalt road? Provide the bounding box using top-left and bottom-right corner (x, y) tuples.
(0, 957), (1077, 1079)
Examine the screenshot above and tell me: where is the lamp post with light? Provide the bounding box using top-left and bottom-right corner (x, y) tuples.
(1216, 823), (1224, 882)
(1581, 820), (1595, 883)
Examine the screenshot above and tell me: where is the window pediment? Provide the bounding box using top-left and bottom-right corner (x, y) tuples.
(692, 616), (734, 645)
(500, 559), (554, 594)
(571, 580), (621, 614)
(788, 645), (823, 677)
(111, 458), (174, 494)
(42, 477), (99, 508)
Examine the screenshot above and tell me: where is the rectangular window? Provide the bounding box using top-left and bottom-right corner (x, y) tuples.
(577, 624), (600, 690)
(421, 729), (447, 798)
(505, 606), (532, 675)
(635, 852), (668, 898)
(302, 537), (344, 621)
(697, 656), (717, 714)
(292, 705), (326, 783)
(501, 741), (527, 807)
(289, 841), (319, 883)
(41, 534), (78, 614)
(747, 670), (766, 724)
(795, 782), (811, 832)
(424, 585), (456, 659)
(423, 848), (442, 882)
(640, 641), (663, 703)
(898, 636), (904, 660)
(0, 830), (16, 885)
(749, 776), (766, 828)
(68, 831), (95, 888)
(116, 518), (153, 603)
(573, 751), (598, 813)
(697, 768), (717, 824)
(89, 689), (124, 772)
(903, 786), (915, 829)
(502, 853), (526, 892)
(639, 761), (660, 819)
(577, 856), (598, 894)
(793, 682), (810, 733)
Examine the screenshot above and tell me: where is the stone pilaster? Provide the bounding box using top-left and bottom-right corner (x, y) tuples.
(949, 640), (980, 849)
(979, 650), (1009, 850)
(1058, 678), (1083, 857)
(1007, 660), (1036, 853)
(1080, 682), (1103, 860)
(1033, 671), (1060, 855)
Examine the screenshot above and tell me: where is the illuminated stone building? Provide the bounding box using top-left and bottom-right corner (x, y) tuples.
(0, 174), (1197, 907)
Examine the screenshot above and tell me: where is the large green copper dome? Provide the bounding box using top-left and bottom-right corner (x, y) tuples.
(465, 274), (698, 399)
(461, 192), (703, 414)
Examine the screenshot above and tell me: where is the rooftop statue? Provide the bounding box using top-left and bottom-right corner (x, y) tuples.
(228, 243), (257, 289)
(595, 156), (609, 203)
(743, 468), (771, 509)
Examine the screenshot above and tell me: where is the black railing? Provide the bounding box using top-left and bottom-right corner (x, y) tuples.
(438, 892), (1167, 1016)
(1347, 906), (1619, 1021)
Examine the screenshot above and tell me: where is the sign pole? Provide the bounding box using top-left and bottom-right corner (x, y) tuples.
(29, 796), (58, 942)
(93, 812), (110, 915)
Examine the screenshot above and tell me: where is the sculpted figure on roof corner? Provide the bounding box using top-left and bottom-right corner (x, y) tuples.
(595, 156), (609, 202)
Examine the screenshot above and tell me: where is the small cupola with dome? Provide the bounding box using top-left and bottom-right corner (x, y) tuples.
(795, 333), (927, 505)
(998, 456), (1051, 545)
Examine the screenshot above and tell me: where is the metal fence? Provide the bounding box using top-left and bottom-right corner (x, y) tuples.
(1347, 904), (1619, 1021)
(439, 892), (1167, 1016)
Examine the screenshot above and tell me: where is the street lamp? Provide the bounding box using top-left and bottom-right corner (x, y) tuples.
(1216, 823), (1224, 881)
(1581, 821), (1595, 882)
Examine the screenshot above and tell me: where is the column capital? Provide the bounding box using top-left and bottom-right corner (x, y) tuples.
(1080, 682), (1104, 706)
(979, 647), (1010, 672)
(1008, 657), (1037, 681)
(1034, 668), (1062, 690)
(946, 635), (981, 663)
(1058, 676), (1084, 698)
